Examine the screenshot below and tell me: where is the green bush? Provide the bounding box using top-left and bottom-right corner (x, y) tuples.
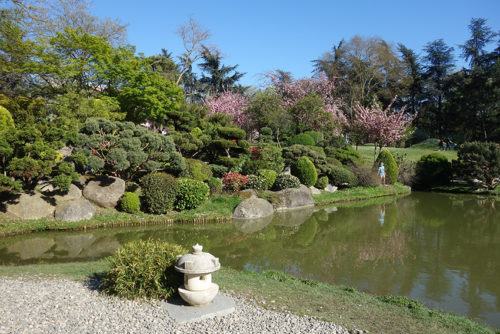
(272, 174), (301, 190)
(289, 133), (315, 146)
(217, 126), (246, 140)
(69, 153), (88, 172)
(243, 175), (268, 191)
(303, 131), (324, 145)
(208, 164), (228, 178)
(140, 173), (178, 214)
(375, 149), (398, 184)
(0, 106), (14, 128)
(291, 156), (318, 187)
(315, 176), (329, 189)
(257, 169), (277, 189)
(175, 178), (210, 211)
(102, 240), (187, 300)
(455, 141), (500, 190)
(185, 158), (213, 182)
(329, 166), (358, 187)
(325, 145), (362, 165)
(282, 144), (332, 177)
(243, 143), (284, 174)
(206, 177), (223, 195)
(414, 153), (452, 190)
(120, 192), (141, 213)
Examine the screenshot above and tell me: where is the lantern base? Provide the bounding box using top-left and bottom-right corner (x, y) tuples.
(178, 283), (219, 306)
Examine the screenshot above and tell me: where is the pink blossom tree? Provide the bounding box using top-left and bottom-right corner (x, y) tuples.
(204, 90), (251, 131)
(352, 98), (416, 160)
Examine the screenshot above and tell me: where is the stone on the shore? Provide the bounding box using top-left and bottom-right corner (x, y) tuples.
(38, 183), (82, 203)
(272, 185), (315, 211)
(233, 198), (274, 219)
(325, 184), (338, 193)
(4, 192), (55, 220)
(309, 186), (321, 195)
(83, 176), (125, 208)
(54, 198), (95, 222)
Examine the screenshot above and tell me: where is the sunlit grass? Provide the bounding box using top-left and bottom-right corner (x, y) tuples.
(355, 144), (458, 166)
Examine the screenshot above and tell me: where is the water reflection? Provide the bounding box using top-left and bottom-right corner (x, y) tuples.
(0, 192), (498, 329)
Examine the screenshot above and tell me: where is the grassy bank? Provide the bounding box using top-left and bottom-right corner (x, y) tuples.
(313, 183), (411, 206)
(356, 144), (458, 166)
(0, 261), (493, 334)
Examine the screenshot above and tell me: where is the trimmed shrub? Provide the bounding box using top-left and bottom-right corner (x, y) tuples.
(455, 141), (500, 190)
(325, 145), (362, 165)
(208, 164), (228, 178)
(291, 156), (318, 187)
(140, 173), (178, 214)
(375, 149), (398, 184)
(289, 133), (315, 146)
(303, 131), (324, 145)
(120, 192), (141, 213)
(273, 174), (301, 190)
(315, 176), (329, 189)
(257, 169), (277, 189)
(329, 166), (358, 187)
(175, 178), (210, 211)
(414, 153), (452, 190)
(207, 177), (223, 195)
(243, 175), (268, 191)
(217, 126), (246, 140)
(222, 172), (247, 191)
(102, 240), (187, 300)
(351, 165), (379, 187)
(185, 158), (213, 182)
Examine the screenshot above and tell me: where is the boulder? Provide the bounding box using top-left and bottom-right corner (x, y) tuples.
(233, 197), (274, 219)
(4, 193), (55, 220)
(55, 199), (96, 222)
(83, 176), (125, 208)
(309, 186), (321, 195)
(38, 183), (82, 203)
(325, 184), (338, 193)
(272, 185), (315, 211)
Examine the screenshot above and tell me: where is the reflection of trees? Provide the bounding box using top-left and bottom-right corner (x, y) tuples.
(293, 217), (318, 247)
(357, 230), (413, 265)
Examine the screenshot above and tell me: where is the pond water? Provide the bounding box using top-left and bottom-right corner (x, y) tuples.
(0, 192), (498, 329)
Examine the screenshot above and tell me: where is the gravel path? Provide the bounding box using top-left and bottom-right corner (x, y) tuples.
(0, 277), (349, 334)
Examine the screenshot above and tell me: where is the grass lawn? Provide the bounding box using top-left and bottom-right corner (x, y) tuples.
(0, 261), (493, 334)
(313, 183), (411, 205)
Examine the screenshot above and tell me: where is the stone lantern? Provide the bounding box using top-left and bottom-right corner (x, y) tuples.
(175, 244), (220, 306)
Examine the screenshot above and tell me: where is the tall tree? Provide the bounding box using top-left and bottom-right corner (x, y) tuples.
(459, 18), (497, 69)
(198, 47), (245, 96)
(398, 44), (424, 117)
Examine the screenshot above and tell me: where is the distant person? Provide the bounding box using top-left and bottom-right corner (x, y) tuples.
(378, 162), (386, 185)
(439, 139), (444, 151)
(445, 138), (451, 151)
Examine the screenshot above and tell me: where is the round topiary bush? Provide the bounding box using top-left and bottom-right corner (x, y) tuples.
(102, 240), (187, 300)
(206, 177), (223, 195)
(175, 178), (210, 211)
(140, 173), (178, 214)
(257, 169), (277, 189)
(272, 174), (301, 190)
(315, 176), (329, 189)
(329, 166), (358, 187)
(185, 159), (213, 182)
(243, 175), (268, 191)
(375, 149), (398, 184)
(120, 192), (141, 213)
(289, 133), (315, 146)
(414, 153), (452, 190)
(291, 156), (318, 187)
(222, 172), (247, 191)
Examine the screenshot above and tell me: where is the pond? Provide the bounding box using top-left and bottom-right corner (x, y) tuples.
(0, 192), (498, 329)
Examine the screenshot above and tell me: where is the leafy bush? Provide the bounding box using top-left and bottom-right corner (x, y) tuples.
(208, 164), (228, 178)
(291, 156), (318, 187)
(329, 166), (358, 187)
(175, 178), (210, 210)
(351, 165), (379, 187)
(102, 240), (187, 300)
(206, 177), (223, 195)
(222, 172), (247, 191)
(455, 141), (500, 190)
(0, 106), (14, 128)
(272, 174), (301, 190)
(217, 126), (246, 140)
(414, 153), (452, 190)
(184, 158), (213, 182)
(397, 161), (416, 186)
(120, 192), (141, 213)
(0, 175), (22, 195)
(375, 149), (398, 184)
(325, 145), (362, 165)
(243, 143), (284, 174)
(69, 153), (88, 172)
(282, 144), (332, 177)
(140, 173), (178, 214)
(315, 176), (329, 189)
(257, 169), (277, 189)
(303, 131), (324, 145)
(289, 133), (315, 146)
(243, 175), (268, 191)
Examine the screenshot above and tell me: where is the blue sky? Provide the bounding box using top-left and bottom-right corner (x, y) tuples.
(91, 0), (500, 87)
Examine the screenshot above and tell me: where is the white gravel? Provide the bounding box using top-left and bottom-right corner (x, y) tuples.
(0, 277), (350, 334)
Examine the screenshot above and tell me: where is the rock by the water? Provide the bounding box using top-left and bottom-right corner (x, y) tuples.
(325, 184), (338, 193)
(38, 183), (82, 203)
(4, 193), (55, 220)
(309, 186), (321, 195)
(238, 189), (257, 200)
(233, 198), (274, 219)
(83, 176), (125, 208)
(54, 199), (96, 222)
(272, 185), (315, 211)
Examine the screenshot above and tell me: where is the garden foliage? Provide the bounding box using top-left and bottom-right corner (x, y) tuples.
(414, 153), (452, 190)
(120, 192), (141, 213)
(291, 156), (318, 187)
(272, 174), (301, 190)
(140, 173), (178, 214)
(375, 149), (398, 184)
(455, 141), (500, 190)
(222, 172), (247, 191)
(328, 166), (359, 187)
(175, 178), (210, 210)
